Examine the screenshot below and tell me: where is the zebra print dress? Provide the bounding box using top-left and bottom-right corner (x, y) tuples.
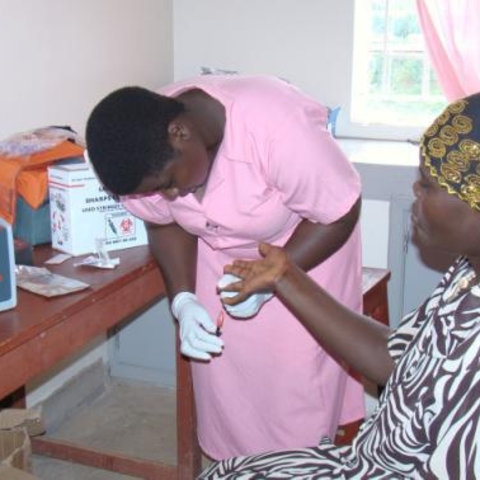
(200, 257), (480, 479)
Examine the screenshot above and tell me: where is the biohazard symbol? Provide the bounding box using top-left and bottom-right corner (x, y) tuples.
(120, 217), (133, 234)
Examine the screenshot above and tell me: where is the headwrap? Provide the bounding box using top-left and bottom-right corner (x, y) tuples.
(420, 92), (480, 212)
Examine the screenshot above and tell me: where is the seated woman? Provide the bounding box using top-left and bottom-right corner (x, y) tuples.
(200, 92), (480, 479)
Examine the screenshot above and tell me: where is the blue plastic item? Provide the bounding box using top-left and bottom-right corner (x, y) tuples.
(0, 216), (16, 312)
(327, 107), (341, 137)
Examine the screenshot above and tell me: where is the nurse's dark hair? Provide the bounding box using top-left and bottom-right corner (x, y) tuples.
(85, 86), (185, 195)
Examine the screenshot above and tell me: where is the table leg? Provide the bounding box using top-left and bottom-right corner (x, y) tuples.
(176, 339), (202, 479)
(0, 386), (26, 408)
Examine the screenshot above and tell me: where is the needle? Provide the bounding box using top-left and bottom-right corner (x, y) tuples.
(216, 310), (225, 336)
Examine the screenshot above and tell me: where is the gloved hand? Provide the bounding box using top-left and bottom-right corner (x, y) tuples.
(217, 273), (273, 319)
(171, 292), (224, 360)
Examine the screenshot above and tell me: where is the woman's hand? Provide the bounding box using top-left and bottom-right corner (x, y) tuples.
(171, 292), (224, 360)
(219, 243), (290, 306)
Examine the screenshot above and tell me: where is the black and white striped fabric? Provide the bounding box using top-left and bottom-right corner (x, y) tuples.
(200, 257), (480, 479)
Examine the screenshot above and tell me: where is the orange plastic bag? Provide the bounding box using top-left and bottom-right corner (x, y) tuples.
(0, 140), (84, 224)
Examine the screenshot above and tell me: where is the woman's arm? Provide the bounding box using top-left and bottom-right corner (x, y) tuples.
(284, 196), (361, 271)
(147, 222), (224, 360)
(146, 221), (198, 300)
(222, 243), (395, 385)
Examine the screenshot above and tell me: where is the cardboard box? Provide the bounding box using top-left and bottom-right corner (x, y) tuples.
(0, 408), (44, 480)
(48, 163), (148, 256)
(0, 464), (38, 480)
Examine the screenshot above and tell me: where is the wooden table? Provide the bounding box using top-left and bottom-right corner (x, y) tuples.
(361, 267), (391, 326)
(0, 245), (390, 479)
(0, 245), (200, 480)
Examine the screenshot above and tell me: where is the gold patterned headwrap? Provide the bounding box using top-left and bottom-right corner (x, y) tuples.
(420, 93), (480, 212)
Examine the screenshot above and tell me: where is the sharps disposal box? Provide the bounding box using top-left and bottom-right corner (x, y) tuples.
(0, 217), (17, 312)
(48, 163), (148, 256)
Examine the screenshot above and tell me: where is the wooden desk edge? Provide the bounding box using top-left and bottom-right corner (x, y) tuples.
(0, 255), (162, 358)
(0, 265), (165, 400)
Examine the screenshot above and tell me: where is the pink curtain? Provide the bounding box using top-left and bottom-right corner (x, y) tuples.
(416, 0), (480, 101)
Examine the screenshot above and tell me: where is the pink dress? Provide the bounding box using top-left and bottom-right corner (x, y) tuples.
(123, 75), (365, 460)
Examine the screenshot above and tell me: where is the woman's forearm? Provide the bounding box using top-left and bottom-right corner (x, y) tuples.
(284, 196), (361, 271)
(276, 261), (395, 385)
(146, 222), (198, 300)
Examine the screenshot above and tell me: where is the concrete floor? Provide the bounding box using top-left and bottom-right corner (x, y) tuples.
(28, 370), (377, 479)
(31, 379), (179, 479)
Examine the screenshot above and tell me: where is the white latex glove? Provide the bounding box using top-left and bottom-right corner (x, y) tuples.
(217, 273), (273, 319)
(171, 292), (224, 360)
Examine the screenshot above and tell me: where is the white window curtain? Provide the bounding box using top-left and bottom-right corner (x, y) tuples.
(416, 0), (480, 101)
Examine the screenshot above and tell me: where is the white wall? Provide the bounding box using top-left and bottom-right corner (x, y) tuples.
(360, 200), (389, 268)
(173, 0), (354, 130)
(0, 0), (174, 405)
(0, 0), (173, 139)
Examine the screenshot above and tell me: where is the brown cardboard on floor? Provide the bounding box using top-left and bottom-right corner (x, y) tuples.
(0, 408), (44, 479)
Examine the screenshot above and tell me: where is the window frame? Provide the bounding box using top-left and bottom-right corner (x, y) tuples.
(340, 0), (444, 142)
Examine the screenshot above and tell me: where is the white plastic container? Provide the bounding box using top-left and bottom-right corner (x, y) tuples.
(48, 162), (148, 256)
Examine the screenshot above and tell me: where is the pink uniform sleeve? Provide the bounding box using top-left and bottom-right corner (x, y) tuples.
(266, 108), (361, 224)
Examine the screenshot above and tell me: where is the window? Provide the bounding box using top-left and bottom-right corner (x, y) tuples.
(351, 0), (446, 139)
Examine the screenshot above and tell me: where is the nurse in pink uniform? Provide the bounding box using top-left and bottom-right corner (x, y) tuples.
(85, 74), (365, 460)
